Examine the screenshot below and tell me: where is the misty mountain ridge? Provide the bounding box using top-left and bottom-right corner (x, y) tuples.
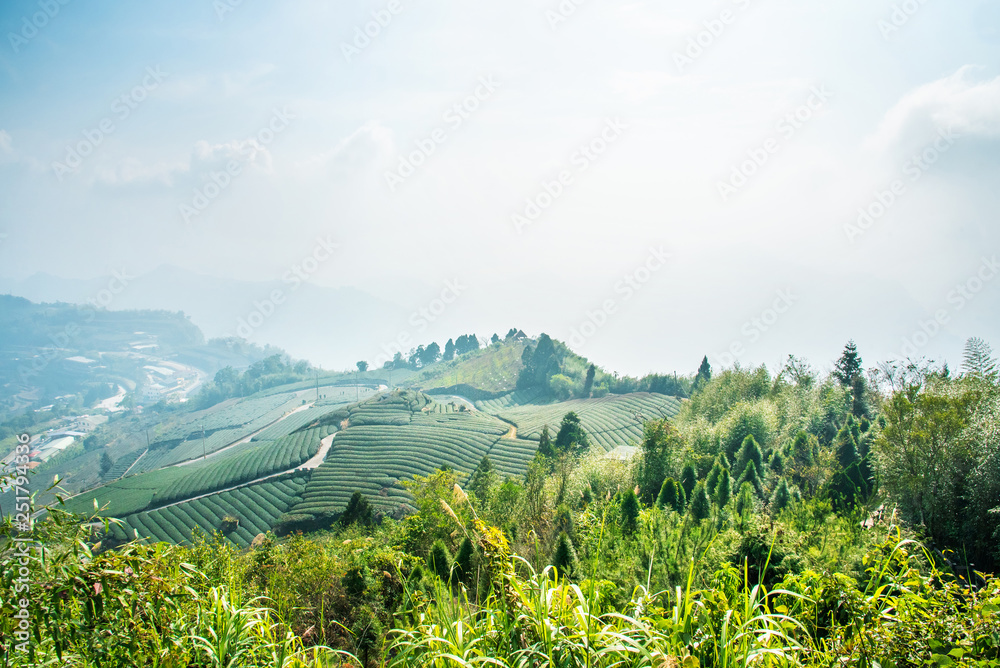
(0, 265), (409, 369)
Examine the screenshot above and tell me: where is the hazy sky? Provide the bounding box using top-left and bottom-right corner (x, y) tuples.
(1, 1), (999, 376)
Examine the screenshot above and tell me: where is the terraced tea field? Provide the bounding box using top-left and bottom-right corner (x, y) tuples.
(474, 388), (544, 412)
(63, 427), (330, 518)
(293, 425), (496, 516)
(71, 386), (680, 543)
(482, 392), (682, 451)
(134, 393), (307, 472)
(290, 391), (527, 518)
(250, 405), (340, 441)
(109, 472), (310, 548)
(482, 437), (537, 477)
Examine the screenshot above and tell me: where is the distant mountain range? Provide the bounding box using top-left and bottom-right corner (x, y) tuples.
(0, 266), (410, 370)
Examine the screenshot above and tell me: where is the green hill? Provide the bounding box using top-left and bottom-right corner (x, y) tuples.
(16, 333), (689, 548)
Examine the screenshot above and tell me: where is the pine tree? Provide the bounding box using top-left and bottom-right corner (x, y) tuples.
(962, 337), (998, 382)
(100, 451), (113, 477)
(538, 425), (555, 459)
(636, 420), (682, 503)
(706, 460), (724, 497)
(833, 340), (863, 387)
(689, 481), (711, 522)
(657, 477), (684, 513)
(850, 375), (870, 418)
(716, 469), (732, 507)
(771, 477), (791, 514)
(790, 431), (815, 466)
(443, 338), (456, 361)
(735, 482), (756, 517)
(341, 491), (373, 527)
(555, 412), (588, 453)
(831, 419), (864, 510)
(491, 333), (500, 344)
(680, 463), (697, 500)
(735, 435), (765, 483)
(769, 451), (784, 475)
(428, 540), (452, 583)
(452, 537), (475, 585)
(737, 460), (763, 496)
(583, 364), (596, 398)
(693, 356), (712, 392)
(551, 532), (578, 577)
(620, 488), (640, 535)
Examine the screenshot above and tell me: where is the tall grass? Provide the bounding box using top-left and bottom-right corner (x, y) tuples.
(387, 506), (814, 668)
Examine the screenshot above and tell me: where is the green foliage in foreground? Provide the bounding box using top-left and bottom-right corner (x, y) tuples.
(3, 499), (1000, 668)
(5, 340), (1000, 667)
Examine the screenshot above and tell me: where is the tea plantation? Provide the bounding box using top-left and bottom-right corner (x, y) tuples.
(63, 427), (330, 517)
(289, 390), (524, 518)
(483, 392), (682, 451)
(109, 471), (310, 548)
(55, 385), (683, 544)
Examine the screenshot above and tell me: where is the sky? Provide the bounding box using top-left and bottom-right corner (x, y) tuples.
(0, 0), (999, 377)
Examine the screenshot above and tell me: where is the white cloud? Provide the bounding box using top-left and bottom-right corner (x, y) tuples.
(295, 121), (394, 176)
(94, 136), (278, 189)
(867, 66), (1000, 152)
(193, 138), (274, 174)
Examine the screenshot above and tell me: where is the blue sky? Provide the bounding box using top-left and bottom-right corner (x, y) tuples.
(1, 1), (999, 375)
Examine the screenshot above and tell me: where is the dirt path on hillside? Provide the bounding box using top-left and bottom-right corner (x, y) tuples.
(300, 434), (334, 470)
(120, 450), (147, 478)
(174, 402), (315, 467)
(504, 425), (517, 439)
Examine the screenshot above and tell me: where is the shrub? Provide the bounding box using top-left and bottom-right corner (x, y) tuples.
(428, 540), (452, 583)
(551, 531), (578, 576)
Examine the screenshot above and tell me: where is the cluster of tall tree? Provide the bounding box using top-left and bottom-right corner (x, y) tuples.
(380, 333), (483, 370)
(194, 354), (311, 408)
